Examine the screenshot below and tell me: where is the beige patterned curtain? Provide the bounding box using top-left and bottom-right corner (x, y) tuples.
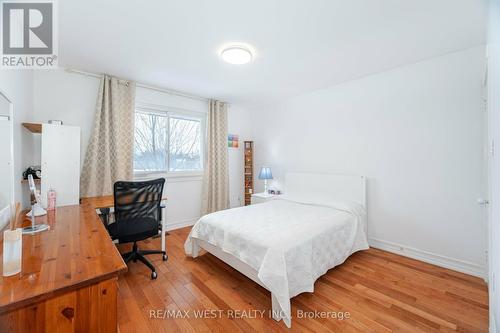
(201, 100), (229, 214)
(80, 75), (136, 197)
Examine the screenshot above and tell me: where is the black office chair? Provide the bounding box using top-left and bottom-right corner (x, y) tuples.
(106, 178), (167, 279)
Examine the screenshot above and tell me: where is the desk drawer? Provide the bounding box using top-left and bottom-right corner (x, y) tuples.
(0, 277), (118, 333)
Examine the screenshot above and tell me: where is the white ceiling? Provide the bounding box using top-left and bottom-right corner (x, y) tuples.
(59, 0), (487, 105)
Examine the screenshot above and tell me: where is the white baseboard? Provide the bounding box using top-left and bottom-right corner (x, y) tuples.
(368, 237), (486, 279)
(165, 218), (198, 231)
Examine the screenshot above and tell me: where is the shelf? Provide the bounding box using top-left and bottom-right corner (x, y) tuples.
(244, 141), (254, 206)
(22, 122), (42, 133)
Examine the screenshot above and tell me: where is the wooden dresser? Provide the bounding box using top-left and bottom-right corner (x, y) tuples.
(0, 198), (127, 333)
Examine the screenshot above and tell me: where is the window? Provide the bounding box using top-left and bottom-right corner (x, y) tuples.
(134, 112), (168, 172)
(133, 108), (204, 173)
(169, 116), (202, 171)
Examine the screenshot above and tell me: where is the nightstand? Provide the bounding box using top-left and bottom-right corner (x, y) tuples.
(251, 192), (279, 204)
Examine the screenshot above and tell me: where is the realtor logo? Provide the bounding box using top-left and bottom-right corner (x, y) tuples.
(1, 0), (57, 68)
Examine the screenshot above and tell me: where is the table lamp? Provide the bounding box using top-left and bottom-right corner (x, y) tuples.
(23, 174), (49, 234)
(258, 166), (273, 194)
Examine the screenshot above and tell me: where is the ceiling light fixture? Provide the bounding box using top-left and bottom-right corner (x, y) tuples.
(220, 45), (253, 65)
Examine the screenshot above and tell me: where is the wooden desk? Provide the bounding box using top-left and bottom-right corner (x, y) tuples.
(81, 195), (167, 209)
(80, 195), (118, 209)
(0, 199), (128, 333)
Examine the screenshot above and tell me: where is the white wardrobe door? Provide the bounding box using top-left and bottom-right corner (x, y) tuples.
(41, 124), (81, 207)
(0, 116), (13, 229)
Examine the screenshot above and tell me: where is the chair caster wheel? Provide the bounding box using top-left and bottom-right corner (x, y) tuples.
(151, 271), (157, 279)
(162, 254), (168, 261)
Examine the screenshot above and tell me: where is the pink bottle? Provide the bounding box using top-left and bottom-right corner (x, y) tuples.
(47, 188), (56, 211)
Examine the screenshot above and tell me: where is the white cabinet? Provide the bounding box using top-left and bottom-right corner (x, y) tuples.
(0, 115), (13, 210)
(23, 123), (81, 208)
(251, 192), (279, 205)
(40, 124), (81, 207)
(0, 110), (13, 230)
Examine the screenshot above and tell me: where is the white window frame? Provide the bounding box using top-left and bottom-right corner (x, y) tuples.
(133, 102), (206, 179)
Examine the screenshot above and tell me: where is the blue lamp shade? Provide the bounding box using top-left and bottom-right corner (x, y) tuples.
(258, 167), (273, 180)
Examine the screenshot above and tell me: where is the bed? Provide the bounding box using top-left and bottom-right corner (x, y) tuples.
(184, 173), (369, 328)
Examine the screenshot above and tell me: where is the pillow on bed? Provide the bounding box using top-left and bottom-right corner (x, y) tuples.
(277, 192), (360, 209)
(276, 193), (367, 234)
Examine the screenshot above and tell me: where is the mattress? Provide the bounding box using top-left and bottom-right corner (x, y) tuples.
(185, 196), (369, 327)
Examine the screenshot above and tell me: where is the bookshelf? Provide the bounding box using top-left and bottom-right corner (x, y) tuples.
(244, 141), (254, 206)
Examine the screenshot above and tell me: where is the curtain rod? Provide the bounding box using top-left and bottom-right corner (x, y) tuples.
(65, 68), (212, 103)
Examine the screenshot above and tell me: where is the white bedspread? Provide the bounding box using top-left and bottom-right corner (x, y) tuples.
(184, 196), (369, 327)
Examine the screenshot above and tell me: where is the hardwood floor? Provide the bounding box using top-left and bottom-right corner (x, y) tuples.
(116, 227), (488, 332)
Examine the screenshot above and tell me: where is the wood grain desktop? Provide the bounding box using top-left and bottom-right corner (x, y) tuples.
(0, 197), (128, 333)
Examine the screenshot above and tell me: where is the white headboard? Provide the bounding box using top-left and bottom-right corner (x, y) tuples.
(284, 172), (366, 207)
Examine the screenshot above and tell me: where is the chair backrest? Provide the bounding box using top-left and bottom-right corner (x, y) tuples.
(113, 178), (165, 223)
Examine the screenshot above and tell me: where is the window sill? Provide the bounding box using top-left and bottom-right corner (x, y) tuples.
(134, 171), (203, 182)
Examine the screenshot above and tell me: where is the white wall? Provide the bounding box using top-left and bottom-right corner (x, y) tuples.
(32, 70), (99, 165)
(249, 46), (487, 277)
(0, 71), (35, 208)
(31, 69), (248, 228)
(487, 0), (500, 331)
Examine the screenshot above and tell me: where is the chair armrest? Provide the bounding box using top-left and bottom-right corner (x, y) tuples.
(157, 204), (166, 230)
(98, 207), (111, 227)
(159, 204), (166, 221)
